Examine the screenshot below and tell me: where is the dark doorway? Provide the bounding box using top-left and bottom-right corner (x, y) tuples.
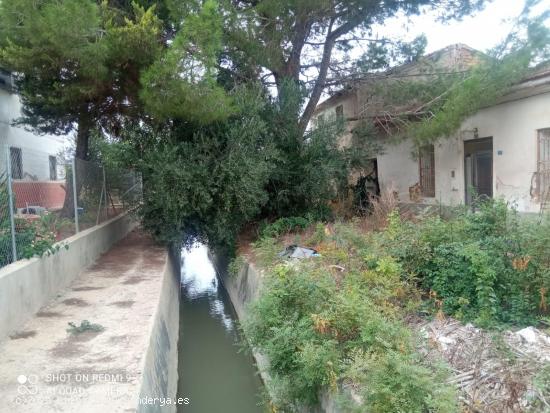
(354, 158), (380, 213)
(464, 137), (493, 205)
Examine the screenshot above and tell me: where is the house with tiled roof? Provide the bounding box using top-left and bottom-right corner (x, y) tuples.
(313, 44), (550, 213)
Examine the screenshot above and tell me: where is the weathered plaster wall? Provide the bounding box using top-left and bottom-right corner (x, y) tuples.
(0, 213), (137, 341)
(377, 139), (420, 202)
(209, 254), (269, 378)
(137, 246), (180, 413)
(313, 93), (358, 150)
(463, 92), (550, 212)
(434, 136), (464, 206)
(376, 92), (550, 212)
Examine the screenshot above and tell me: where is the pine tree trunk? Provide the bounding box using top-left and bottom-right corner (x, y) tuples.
(74, 114), (91, 161)
(61, 114), (91, 218)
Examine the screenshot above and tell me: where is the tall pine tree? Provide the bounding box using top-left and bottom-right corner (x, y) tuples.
(0, 0), (162, 160)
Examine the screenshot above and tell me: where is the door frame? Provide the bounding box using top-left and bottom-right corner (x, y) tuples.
(464, 137), (493, 205)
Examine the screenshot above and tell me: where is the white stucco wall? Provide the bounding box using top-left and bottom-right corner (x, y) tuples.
(315, 94), (357, 123)
(462, 92), (549, 212)
(377, 140), (419, 201)
(0, 89), (69, 180)
(376, 91), (550, 212)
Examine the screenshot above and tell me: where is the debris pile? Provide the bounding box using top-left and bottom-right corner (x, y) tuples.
(505, 326), (550, 363)
(278, 245), (320, 259)
(414, 318), (550, 412)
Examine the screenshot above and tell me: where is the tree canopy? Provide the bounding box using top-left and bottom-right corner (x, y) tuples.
(350, 0), (550, 147)
(220, 0), (487, 134)
(140, 0), (235, 123)
(5, 0), (547, 247)
(0, 0), (162, 159)
(409, 4), (550, 145)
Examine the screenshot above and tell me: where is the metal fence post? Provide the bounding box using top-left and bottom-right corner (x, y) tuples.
(72, 158), (80, 233)
(6, 149), (17, 262)
(103, 166), (108, 220)
(96, 166), (106, 225)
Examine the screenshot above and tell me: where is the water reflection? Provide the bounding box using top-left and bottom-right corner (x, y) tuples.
(180, 244), (235, 331)
(177, 243), (264, 413)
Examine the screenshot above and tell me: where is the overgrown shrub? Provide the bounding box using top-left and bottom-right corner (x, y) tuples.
(243, 199), (550, 411)
(0, 215), (64, 266)
(377, 199), (550, 326)
(16, 216), (66, 260)
(342, 349), (456, 413)
(227, 255), (246, 278)
(244, 226), (457, 412)
(259, 215), (314, 239)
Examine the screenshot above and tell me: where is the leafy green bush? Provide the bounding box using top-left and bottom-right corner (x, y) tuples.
(259, 215), (313, 239)
(227, 255), (246, 278)
(16, 216), (66, 260)
(0, 216), (64, 266)
(342, 349), (456, 413)
(0, 172), (67, 266)
(0, 212), (70, 266)
(243, 200), (550, 411)
(244, 226), (457, 412)
(531, 364), (550, 410)
(378, 199), (550, 326)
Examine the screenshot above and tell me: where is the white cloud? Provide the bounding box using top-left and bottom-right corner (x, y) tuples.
(369, 0), (549, 54)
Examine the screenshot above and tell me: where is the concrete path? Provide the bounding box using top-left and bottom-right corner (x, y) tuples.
(0, 230), (168, 413)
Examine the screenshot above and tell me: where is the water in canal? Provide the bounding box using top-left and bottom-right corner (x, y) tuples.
(177, 244), (265, 413)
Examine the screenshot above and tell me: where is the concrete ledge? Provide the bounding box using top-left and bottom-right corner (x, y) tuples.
(137, 247), (180, 413)
(210, 254), (273, 401)
(0, 213), (137, 341)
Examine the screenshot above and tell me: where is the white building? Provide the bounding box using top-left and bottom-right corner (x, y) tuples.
(313, 45), (550, 214)
(0, 70), (68, 181)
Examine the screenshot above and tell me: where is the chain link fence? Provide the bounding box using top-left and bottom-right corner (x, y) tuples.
(0, 147), (141, 269)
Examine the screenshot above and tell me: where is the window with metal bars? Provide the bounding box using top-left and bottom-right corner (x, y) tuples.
(538, 128), (550, 199)
(419, 144), (435, 197)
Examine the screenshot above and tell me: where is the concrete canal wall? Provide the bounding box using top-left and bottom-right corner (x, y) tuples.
(0, 213), (137, 341)
(137, 246), (181, 413)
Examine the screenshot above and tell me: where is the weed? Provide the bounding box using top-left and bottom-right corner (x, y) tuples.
(260, 216), (313, 239)
(244, 223), (455, 412)
(383, 199), (550, 325)
(66, 320), (105, 335)
(228, 256), (246, 278)
(242, 199), (550, 411)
